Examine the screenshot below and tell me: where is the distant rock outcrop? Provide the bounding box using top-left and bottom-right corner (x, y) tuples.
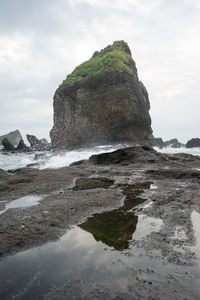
(163, 138), (185, 148)
(2, 138), (15, 151)
(50, 41), (152, 149)
(0, 130), (22, 146)
(186, 138), (200, 148)
(16, 139), (28, 151)
(26, 134), (50, 151)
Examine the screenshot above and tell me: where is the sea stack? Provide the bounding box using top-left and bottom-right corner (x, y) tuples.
(50, 41), (152, 149)
(0, 129), (22, 146)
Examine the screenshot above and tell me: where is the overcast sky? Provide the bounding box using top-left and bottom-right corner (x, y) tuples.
(0, 0), (199, 143)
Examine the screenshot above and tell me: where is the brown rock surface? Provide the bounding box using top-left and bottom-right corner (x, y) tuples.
(50, 41), (152, 149)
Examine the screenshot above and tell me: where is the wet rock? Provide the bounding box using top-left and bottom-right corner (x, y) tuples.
(134, 137), (164, 148)
(186, 138), (200, 148)
(72, 177), (115, 190)
(34, 153), (48, 160)
(163, 138), (185, 148)
(145, 168), (200, 179)
(27, 134), (51, 151)
(167, 153), (200, 164)
(26, 162), (40, 168)
(2, 138), (15, 151)
(89, 145), (166, 165)
(0, 145), (200, 300)
(16, 139), (29, 151)
(27, 134), (41, 147)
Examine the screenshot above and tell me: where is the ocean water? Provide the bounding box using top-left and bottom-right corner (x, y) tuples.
(154, 146), (200, 156)
(0, 145), (200, 171)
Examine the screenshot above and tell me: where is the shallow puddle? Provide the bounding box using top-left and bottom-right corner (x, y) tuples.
(0, 187), (165, 300)
(0, 215), (163, 300)
(132, 214), (163, 241)
(0, 195), (43, 215)
(0, 196), (200, 299)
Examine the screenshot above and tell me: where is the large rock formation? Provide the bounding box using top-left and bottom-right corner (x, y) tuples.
(50, 41), (152, 149)
(0, 130), (22, 146)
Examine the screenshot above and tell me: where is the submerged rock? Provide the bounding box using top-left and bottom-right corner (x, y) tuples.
(0, 129), (22, 146)
(50, 40), (152, 149)
(186, 138), (200, 148)
(2, 138), (15, 151)
(33, 153), (48, 160)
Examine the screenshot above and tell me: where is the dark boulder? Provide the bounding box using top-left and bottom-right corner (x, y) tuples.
(89, 145), (166, 165)
(16, 139), (28, 151)
(2, 138), (15, 151)
(26, 134), (41, 148)
(186, 138), (200, 148)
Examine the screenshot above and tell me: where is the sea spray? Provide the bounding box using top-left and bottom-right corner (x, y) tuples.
(0, 145), (200, 171)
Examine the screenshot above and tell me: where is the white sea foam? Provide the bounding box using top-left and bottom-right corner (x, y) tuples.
(39, 144), (125, 169)
(154, 146), (200, 156)
(0, 151), (50, 170)
(0, 145), (200, 171)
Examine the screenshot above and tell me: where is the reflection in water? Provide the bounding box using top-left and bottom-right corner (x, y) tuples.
(79, 208), (139, 251)
(79, 184), (147, 251)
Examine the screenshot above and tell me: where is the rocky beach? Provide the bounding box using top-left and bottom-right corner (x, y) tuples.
(0, 145), (200, 299)
(0, 41), (200, 299)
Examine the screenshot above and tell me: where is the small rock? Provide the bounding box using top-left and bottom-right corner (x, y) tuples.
(163, 138), (185, 148)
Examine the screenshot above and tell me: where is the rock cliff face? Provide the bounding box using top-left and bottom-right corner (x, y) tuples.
(50, 41), (152, 149)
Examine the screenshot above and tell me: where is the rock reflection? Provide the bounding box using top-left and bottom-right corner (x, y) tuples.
(79, 182), (150, 251)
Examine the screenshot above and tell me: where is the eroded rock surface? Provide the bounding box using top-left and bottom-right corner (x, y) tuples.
(0, 146), (200, 299)
(50, 41), (152, 149)
(26, 134), (51, 151)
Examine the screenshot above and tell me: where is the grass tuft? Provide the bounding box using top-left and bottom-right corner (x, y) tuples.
(62, 40), (136, 85)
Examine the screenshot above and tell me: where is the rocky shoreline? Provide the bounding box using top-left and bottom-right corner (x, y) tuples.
(0, 145), (200, 299)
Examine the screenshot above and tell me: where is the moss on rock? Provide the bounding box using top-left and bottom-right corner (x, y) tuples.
(62, 41), (135, 84)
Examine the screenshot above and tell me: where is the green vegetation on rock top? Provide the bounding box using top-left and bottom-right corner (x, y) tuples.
(62, 40), (136, 85)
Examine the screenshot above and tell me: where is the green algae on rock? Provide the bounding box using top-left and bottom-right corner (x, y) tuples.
(79, 182), (151, 251)
(62, 41), (136, 84)
(50, 41), (152, 149)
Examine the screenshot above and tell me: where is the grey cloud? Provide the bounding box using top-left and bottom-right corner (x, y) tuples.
(0, 0), (200, 142)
